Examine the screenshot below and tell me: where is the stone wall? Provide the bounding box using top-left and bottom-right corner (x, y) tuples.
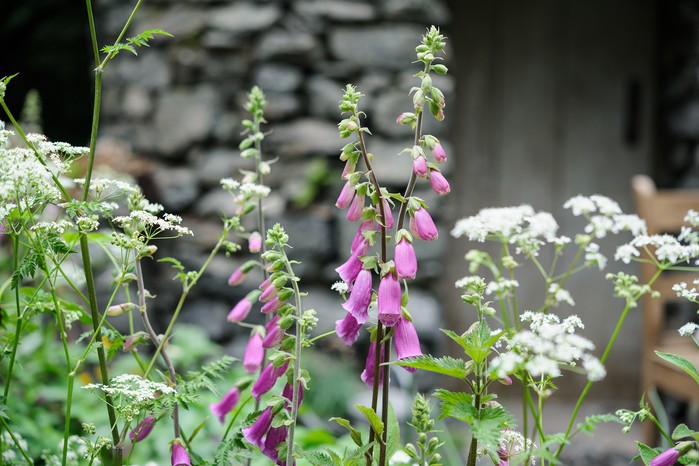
(94, 0), (453, 358)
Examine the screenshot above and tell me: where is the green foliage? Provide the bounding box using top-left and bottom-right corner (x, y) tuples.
(576, 413), (623, 436)
(177, 356), (236, 408)
(635, 441), (662, 466)
(673, 423), (699, 442)
(470, 405), (514, 453)
(393, 355), (471, 379)
(101, 29), (172, 58)
(655, 351), (699, 384)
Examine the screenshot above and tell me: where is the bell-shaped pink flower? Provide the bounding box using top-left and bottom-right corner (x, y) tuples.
(413, 155), (428, 177)
(263, 315), (285, 349)
(346, 193), (365, 222)
(171, 439), (191, 466)
(261, 296), (283, 314)
(336, 180), (356, 209)
(351, 220), (374, 253)
(210, 387), (240, 423)
(410, 207), (438, 241)
(259, 283), (277, 303)
(342, 159), (356, 178)
(262, 425), (288, 463)
(242, 406), (274, 448)
(244, 332), (264, 374)
(650, 448), (681, 466)
(378, 271), (402, 327)
(130, 416), (156, 443)
(228, 290), (262, 322)
(251, 360), (289, 401)
(336, 239), (368, 284)
(281, 382), (304, 410)
(259, 277), (272, 291)
(394, 316), (422, 372)
(379, 198), (394, 229)
(360, 341), (384, 387)
(248, 231), (263, 253)
(429, 169), (450, 195)
(336, 312), (362, 346)
(432, 142), (447, 162)
(341, 269), (372, 324)
(228, 260), (256, 286)
(394, 237), (417, 279)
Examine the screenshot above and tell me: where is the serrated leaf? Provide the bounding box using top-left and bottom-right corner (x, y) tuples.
(576, 413), (623, 435)
(386, 403), (400, 461)
(354, 404), (384, 438)
(330, 417), (363, 447)
(636, 441), (661, 466)
(433, 389), (476, 422)
(392, 355), (470, 379)
(472, 406), (514, 453)
(655, 351), (699, 384)
(101, 43), (137, 56)
(301, 450), (334, 466)
(1, 73), (19, 87)
(672, 423), (699, 441)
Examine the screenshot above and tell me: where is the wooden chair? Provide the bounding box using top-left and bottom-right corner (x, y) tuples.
(631, 174), (699, 444)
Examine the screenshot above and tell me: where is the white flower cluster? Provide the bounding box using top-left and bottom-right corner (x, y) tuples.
(455, 275), (486, 290)
(31, 220), (74, 235)
(547, 283), (575, 306)
(491, 312), (605, 382)
(113, 210), (192, 237)
(679, 322), (699, 337)
(615, 234), (699, 264)
(499, 429), (535, 464)
(485, 279), (519, 296)
(83, 373), (175, 403)
(2, 431), (28, 465)
(564, 194), (646, 238)
(331, 281), (349, 294)
(673, 281), (699, 301)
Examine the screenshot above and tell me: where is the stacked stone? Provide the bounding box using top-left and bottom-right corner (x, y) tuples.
(96, 0), (452, 347)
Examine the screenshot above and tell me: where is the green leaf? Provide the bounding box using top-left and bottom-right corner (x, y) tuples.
(301, 450), (334, 466)
(354, 404), (384, 438)
(385, 403), (401, 461)
(672, 423), (699, 441)
(471, 405), (514, 453)
(576, 413), (623, 436)
(655, 351), (699, 384)
(101, 43), (137, 56)
(392, 355), (470, 379)
(433, 389), (476, 422)
(636, 441), (662, 466)
(441, 321), (494, 364)
(329, 417), (363, 447)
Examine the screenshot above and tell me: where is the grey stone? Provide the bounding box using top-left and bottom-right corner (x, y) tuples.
(302, 286), (345, 334)
(263, 92), (302, 120)
(111, 52), (171, 90)
(180, 298), (233, 341)
(372, 89), (414, 137)
(381, 0), (450, 24)
(208, 3), (281, 34)
(122, 86), (152, 119)
(266, 118), (341, 157)
(307, 75), (345, 120)
(150, 86), (220, 156)
(201, 53), (248, 81)
(255, 29), (322, 62)
(213, 112), (242, 144)
(192, 147), (252, 187)
(329, 25), (423, 69)
(194, 189), (238, 218)
(293, 0), (376, 22)
(366, 138), (415, 185)
(254, 64), (304, 93)
(133, 6), (208, 41)
(152, 165), (200, 211)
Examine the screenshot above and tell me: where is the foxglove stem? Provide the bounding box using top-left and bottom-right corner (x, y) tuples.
(397, 111), (423, 230)
(366, 323), (385, 466)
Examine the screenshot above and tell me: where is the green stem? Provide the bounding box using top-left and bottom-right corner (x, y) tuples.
(0, 416), (34, 465)
(285, 251), (304, 466)
(97, 0), (145, 70)
(465, 392), (481, 466)
(307, 330), (337, 344)
(366, 323), (384, 466)
(4, 235), (22, 401)
(222, 394), (253, 442)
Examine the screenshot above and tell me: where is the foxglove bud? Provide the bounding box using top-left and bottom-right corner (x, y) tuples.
(258, 161), (271, 175)
(336, 239), (369, 284)
(341, 269), (373, 324)
(123, 331), (149, 352)
(248, 231), (262, 253)
(261, 296), (284, 314)
(377, 271), (402, 327)
(411, 207), (438, 241)
(336, 312), (362, 346)
(130, 416), (156, 442)
(395, 236), (417, 279)
(263, 315), (284, 348)
(429, 169), (450, 195)
(259, 283), (277, 303)
(242, 406), (274, 448)
(243, 332), (264, 374)
(432, 142), (447, 162)
(262, 425), (288, 462)
(107, 303), (136, 316)
(342, 159), (356, 178)
(351, 220), (374, 253)
(394, 316), (422, 372)
(251, 360), (289, 401)
(413, 156), (428, 178)
(209, 387), (240, 424)
(380, 198), (394, 229)
(171, 439), (191, 466)
(396, 112), (416, 126)
(335, 180), (355, 209)
(360, 341), (384, 387)
(346, 193), (365, 222)
(650, 448), (680, 466)
(228, 260), (257, 286)
(228, 290), (261, 322)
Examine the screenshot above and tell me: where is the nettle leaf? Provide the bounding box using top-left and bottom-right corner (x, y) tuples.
(471, 406), (514, 453)
(329, 417), (363, 447)
(301, 450), (334, 466)
(392, 355), (470, 379)
(433, 389), (476, 422)
(655, 351), (699, 384)
(442, 321), (494, 364)
(576, 413), (623, 435)
(354, 404), (383, 438)
(672, 423), (699, 442)
(636, 441), (662, 466)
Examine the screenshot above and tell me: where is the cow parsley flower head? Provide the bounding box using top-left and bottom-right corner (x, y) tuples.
(678, 322), (699, 337)
(628, 234), (699, 264)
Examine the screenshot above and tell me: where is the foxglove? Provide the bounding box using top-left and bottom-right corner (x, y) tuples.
(171, 439), (191, 466)
(228, 260), (256, 286)
(351, 220), (374, 253)
(259, 283), (277, 302)
(394, 316), (422, 372)
(413, 155), (428, 177)
(248, 231), (262, 253)
(377, 271), (402, 327)
(346, 193), (365, 221)
(335, 180), (355, 209)
(432, 142), (447, 162)
(650, 447), (681, 466)
(129, 416), (156, 443)
(394, 236), (417, 279)
(341, 268), (372, 324)
(262, 425), (288, 463)
(282, 382), (305, 410)
(335, 312), (362, 346)
(261, 296), (284, 314)
(411, 207), (438, 241)
(242, 406), (274, 448)
(263, 315), (285, 348)
(252, 360), (289, 401)
(381, 198), (394, 229)
(342, 159), (356, 178)
(428, 169), (450, 195)
(360, 340), (384, 387)
(336, 238), (368, 284)
(209, 387), (240, 424)
(228, 290), (261, 322)
(244, 332), (264, 374)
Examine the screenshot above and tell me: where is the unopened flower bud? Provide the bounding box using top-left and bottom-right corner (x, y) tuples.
(248, 231), (262, 254)
(421, 75), (432, 92)
(130, 416), (156, 443)
(278, 315), (294, 330)
(272, 276), (288, 289)
(432, 64), (448, 75)
(404, 444), (419, 459)
(119, 272), (138, 283)
(258, 161), (271, 175)
(140, 245), (158, 258)
(107, 303), (136, 316)
(432, 142), (447, 162)
(346, 121), (358, 132)
(428, 169), (450, 196)
(123, 331), (149, 351)
(396, 112), (416, 126)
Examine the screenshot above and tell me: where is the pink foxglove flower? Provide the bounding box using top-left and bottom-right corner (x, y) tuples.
(341, 269), (372, 324)
(259, 277), (272, 290)
(259, 283), (277, 303)
(228, 290), (261, 322)
(263, 315), (284, 348)
(413, 155), (428, 177)
(411, 207), (438, 241)
(342, 159), (356, 178)
(262, 425), (288, 463)
(380, 198), (394, 229)
(282, 382), (304, 410)
(336, 312), (362, 346)
(394, 316), (422, 372)
(336, 238), (368, 284)
(351, 220), (374, 253)
(335, 180), (356, 209)
(171, 439), (191, 466)
(130, 416), (156, 443)
(251, 360), (289, 401)
(432, 142), (447, 162)
(428, 169), (450, 195)
(377, 271), (402, 327)
(261, 296), (283, 314)
(209, 387), (240, 424)
(248, 231), (262, 253)
(360, 341), (384, 387)
(242, 406), (274, 448)
(650, 448), (681, 466)
(346, 193), (365, 221)
(228, 260), (256, 286)
(394, 236), (417, 279)
(244, 332), (264, 374)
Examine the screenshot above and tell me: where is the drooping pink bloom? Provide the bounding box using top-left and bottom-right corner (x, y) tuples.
(360, 341), (384, 387)
(261, 296), (284, 314)
(346, 193), (365, 222)
(351, 220), (374, 253)
(341, 269), (372, 324)
(336, 239), (368, 284)
(411, 207), (438, 241)
(432, 142), (447, 162)
(394, 237), (417, 279)
(377, 272), (402, 327)
(650, 448), (681, 466)
(228, 260), (256, 286)
(130, 416), (156, 442)
(209, 387), (240, 424)
(342, 159), (356, 178)
(380, 198), (394, 229)
(123, 331), (148, 352)
(228, 290), (261, 322)
(263, 315), (285, 349)
(335, 180), (356, 209)
(413, 155), (428, 177)
(248, 231), (263, 253)
(242, 406), (274, 448)
(429, 169), (450, 195)
(251, 360), (289, 401)
(259, 283), (277, 303)
(394, 316), (422, 372)
(262, 425), (288, 463)
(244, 332), (264, 374)
(171, 439), (191, 466)
(259, 277), (272, 291)
(335, 312), (362, 346)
